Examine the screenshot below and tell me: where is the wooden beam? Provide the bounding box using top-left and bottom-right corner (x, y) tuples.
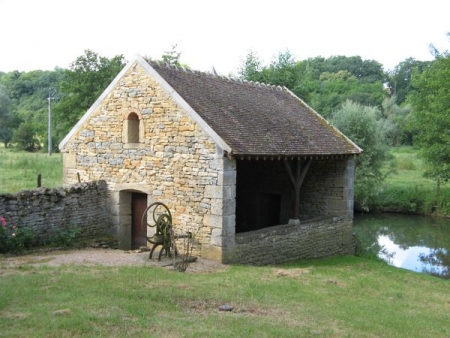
(283, 160), (296, 187)
(283, 158), (313, 220)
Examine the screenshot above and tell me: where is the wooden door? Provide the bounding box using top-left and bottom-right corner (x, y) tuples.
(131, 193), (147, 249)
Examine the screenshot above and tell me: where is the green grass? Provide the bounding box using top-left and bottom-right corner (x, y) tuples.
(0, 147), (62, 194)
(375, 146), (450, 215)
(0, 256), (449, 337)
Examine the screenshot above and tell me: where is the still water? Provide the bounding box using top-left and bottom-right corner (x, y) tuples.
(353, 213), (450, 279)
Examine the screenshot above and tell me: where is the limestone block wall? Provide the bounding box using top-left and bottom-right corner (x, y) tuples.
(299, 157), (355, 219)
(0, 181), (110, 245)
(226, 216), (354, 265)
(60, 62), (231, 255)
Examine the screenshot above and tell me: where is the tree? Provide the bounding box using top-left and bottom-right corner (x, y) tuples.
(323, 55), (386, 83)
(54, 50), (126, 141)
(238, 50), (266, 83)
(239, 50), (310, 101)
(0, 85), (13, 147)
(388, 58), (432, 105)
(409, 42), (450, 182)
(331, 100), (392, 210)
(0, 69), (66, 150)
(380, 95), (412, 146)
(12, 121), (40, 151)
(161, 44), (181, 66)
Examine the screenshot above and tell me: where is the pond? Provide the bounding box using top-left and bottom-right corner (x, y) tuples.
(353, 213), (450, 279)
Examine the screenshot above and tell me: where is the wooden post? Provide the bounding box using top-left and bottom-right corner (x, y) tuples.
(283, 158), (312, 221)
(37, 174), (42, 188)
(77, 172), (81, 183)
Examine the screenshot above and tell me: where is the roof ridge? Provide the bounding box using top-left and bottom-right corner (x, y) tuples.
(145, 57), (283, 91)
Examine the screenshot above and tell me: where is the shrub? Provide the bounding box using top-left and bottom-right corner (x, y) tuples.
(49, 224), (82, 248)
(0, 216), (35, 253)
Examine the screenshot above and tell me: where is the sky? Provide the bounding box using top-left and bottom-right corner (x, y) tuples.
(1, 0), (449, 76)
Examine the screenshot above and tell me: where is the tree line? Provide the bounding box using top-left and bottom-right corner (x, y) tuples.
(0, 41), (448, 208)
(0, 50), (126, 152)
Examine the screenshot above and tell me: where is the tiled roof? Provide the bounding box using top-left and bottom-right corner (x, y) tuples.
(148, 60), (361, 158)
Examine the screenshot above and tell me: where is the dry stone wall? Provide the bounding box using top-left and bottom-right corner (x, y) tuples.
(227, 216), (354, 265)
(0, 181), (110, 245)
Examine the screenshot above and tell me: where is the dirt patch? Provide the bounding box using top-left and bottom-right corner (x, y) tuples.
(273, 268), (312, 277)
(0, 248), (228, 274)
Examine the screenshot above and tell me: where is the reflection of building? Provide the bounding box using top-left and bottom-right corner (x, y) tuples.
(59, 55), (361, 265)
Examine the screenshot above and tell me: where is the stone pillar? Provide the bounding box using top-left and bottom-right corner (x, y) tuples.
(343, 157), (355, 220)
(327, 157), (355, 219)
(201, 147), (237, 263)
(221, 156), (237, 263)
(110, 190), (132, 250)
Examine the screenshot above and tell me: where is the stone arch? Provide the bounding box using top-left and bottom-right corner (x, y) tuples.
(123, 111), (144, 143)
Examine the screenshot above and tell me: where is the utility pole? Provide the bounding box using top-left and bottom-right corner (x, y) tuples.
(47, 89), (56, 156)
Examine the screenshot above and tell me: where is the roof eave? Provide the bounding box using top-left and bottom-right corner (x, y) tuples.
(228, 152), (360, 161)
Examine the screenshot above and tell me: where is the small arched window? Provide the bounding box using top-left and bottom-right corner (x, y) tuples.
(126, 112), (140, 143)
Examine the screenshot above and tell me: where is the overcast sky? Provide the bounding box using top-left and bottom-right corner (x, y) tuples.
(1, 0), (449, 75)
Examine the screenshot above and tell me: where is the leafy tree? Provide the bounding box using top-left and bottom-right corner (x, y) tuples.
(12, 121), (40, 151)
(322, 55), (386, 83)
(238, 50), (266, 83)
(380, 95), (412, 146)
(0, 85), (13, 147)
(331, 100), (392, 210)
(54, 50), (126, 141)
(309, 69), (386, 117)
(409, 42), (450, 182)
(0, 69), (65, 150)
(239, 50), (310, 101)
(161, 44), (181, 66)
(388, 58), (432, 105)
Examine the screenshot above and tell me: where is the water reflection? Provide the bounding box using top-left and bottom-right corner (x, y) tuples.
(354, 213), (450, 279)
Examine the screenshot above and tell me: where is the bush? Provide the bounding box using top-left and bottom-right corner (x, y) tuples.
(0, 217), (35, 253)
(331, 100), (393, 210)
(49, 224), (82, 248)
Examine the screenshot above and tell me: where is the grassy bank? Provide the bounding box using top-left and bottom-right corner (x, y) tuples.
(373, 146), (450, 216)
(0, 147), (62, 194)
(1, 255), (449, 337)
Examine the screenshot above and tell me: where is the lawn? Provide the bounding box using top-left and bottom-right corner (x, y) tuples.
(0, 147), (63, 194)
(1, 255), (449, 337)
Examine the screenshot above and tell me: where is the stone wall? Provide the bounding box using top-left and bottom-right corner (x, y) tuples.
(226, 216), (354, 265)
(0, 181), (110, 245)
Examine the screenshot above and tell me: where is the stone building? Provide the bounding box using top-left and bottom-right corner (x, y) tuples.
(59, 55), (362, 265)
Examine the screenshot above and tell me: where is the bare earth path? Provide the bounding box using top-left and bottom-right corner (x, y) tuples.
(0, 248), (228, 274)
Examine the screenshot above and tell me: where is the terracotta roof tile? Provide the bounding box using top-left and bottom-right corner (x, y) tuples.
(148, 60), (361, 157)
